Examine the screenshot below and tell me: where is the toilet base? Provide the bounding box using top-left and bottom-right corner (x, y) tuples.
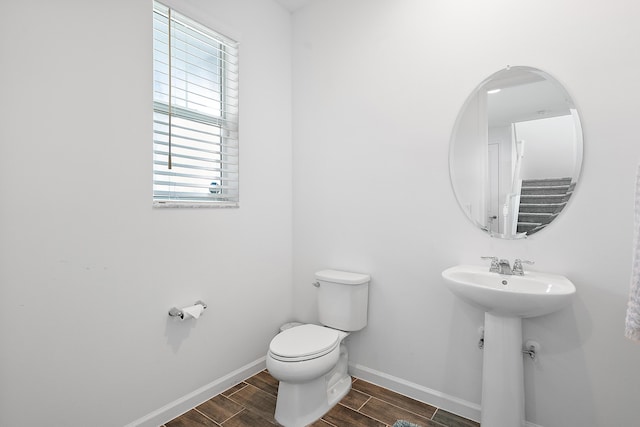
(274, 344), (350, 427)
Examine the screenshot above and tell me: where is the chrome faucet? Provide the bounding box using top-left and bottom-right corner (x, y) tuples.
(481, 256), (500, 273)
(482, 257), (534, 275)
(512, 259), (534, 276)
(497, 259), (512, 275)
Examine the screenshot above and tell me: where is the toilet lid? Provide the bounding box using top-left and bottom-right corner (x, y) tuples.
(269, 324), (340, 361)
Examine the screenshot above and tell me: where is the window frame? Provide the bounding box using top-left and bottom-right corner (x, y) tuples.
(152, 1), (239, 208)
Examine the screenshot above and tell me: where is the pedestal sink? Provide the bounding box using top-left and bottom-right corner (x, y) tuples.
(442, 265), (576, 427)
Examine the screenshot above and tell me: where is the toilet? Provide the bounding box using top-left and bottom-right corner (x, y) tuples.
(266, 269), (370, 427)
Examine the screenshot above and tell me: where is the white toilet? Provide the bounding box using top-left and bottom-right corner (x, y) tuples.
(266, 269), (370, 427)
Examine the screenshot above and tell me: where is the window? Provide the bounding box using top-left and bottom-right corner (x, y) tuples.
(153, 2), (239, 207)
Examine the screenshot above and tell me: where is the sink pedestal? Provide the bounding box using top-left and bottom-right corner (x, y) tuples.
(481, 313), (525, 427)
(442, 265), (577, 427)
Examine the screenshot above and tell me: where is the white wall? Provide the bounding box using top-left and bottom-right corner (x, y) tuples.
(292, 0), (640, 426)
(0, 0), (292, 426)
(517, 115), (578, 180)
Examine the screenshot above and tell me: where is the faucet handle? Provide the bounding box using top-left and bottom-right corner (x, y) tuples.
(512, 259), (534, 275)
(481, 256), (500, 273)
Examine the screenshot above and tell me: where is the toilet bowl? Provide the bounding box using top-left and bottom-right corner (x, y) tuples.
(266, 269), (370, 427)
(267, 324), (351, 427)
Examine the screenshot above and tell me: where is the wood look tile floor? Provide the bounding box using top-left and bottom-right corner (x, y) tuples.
(162, 370), (479, 427)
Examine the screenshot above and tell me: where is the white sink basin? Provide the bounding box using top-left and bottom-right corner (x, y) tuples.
(442, 264), (576, 318)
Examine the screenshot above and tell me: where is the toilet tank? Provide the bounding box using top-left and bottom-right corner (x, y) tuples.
(315, 269), (370, 331)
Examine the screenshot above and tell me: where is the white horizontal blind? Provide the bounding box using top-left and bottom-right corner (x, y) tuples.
(153, 2), (239, 206)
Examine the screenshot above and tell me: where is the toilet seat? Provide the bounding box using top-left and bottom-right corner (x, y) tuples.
(269, 324), (341, 362)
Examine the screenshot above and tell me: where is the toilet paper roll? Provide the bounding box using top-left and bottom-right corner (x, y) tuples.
(182, 304), (205, 319)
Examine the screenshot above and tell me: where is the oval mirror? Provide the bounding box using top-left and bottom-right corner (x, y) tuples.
(449, 66), (583, 239)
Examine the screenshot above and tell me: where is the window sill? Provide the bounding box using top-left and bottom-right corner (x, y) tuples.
(153, 201), (239, 209)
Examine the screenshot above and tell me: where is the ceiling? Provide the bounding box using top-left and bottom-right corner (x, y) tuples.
(274, 0), (311, 12)
(486, 69), (574, 127)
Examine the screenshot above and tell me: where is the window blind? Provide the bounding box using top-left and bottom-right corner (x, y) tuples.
(153, 2), (239, 206)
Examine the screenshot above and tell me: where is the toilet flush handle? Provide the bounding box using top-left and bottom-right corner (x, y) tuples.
(312, 281), (320, 287)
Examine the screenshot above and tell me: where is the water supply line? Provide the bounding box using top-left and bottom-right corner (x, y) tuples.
(477, 329), (540, 362)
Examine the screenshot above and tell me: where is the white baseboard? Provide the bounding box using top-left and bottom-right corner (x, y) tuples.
(349, 363), (544, 427)
(124, 357), (267, 427)
(348, 362), (482, 423)
(125, 357), (544, 427)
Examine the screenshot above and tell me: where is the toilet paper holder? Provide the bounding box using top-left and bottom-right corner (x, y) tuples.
(168, 300), (207, 320)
